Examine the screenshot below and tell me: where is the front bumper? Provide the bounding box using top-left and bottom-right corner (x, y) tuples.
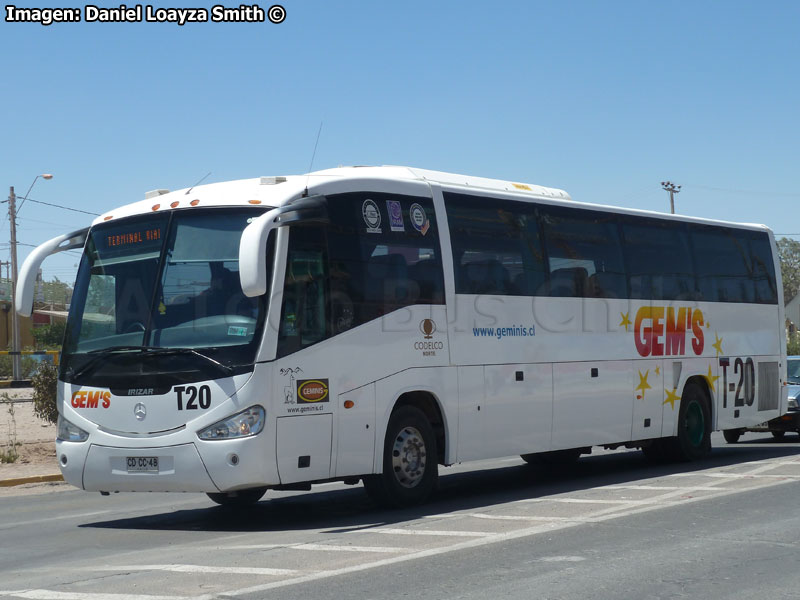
(58, 434), (277, 493)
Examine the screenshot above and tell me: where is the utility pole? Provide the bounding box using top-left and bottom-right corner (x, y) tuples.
(661, 181), (681, 214)
(8, 186), (21, 380)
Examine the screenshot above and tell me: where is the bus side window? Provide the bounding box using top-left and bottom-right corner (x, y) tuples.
(444, 192), (546, 296)
(277, 227), (328, 357)
(540, 208), (626, 299)
(690, 226), (755, 303)
(621, 219), (696, 301)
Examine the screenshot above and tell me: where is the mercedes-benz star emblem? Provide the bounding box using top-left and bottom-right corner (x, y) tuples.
(134, 402), (147, 421)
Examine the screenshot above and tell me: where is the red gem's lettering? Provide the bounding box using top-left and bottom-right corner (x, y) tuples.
(634, 305), (705, 357)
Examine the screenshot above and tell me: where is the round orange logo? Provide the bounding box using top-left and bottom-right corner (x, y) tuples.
(297, 380), (329, 403)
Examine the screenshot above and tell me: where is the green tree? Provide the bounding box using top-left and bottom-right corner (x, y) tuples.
(777, 237), (800, 304)
(32, 321), (66, 349)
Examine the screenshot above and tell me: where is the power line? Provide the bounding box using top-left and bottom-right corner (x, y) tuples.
(684, 183), (800, 198)
(22, 197), (100, 216)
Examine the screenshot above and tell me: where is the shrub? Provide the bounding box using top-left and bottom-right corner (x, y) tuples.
(0, 354), (40, 379)
(32, 322), (66, 350)
(31, 361), (59, 424)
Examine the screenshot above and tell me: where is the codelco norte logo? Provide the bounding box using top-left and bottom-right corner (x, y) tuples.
(633, 306), (705, 357)
(71, 389), (111, 409)
(296, 379), (329, 403)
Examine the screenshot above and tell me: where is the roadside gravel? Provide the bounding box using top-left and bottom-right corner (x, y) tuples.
(0, 388), (62, 488)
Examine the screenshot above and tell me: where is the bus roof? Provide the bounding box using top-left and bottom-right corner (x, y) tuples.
(93, 165), (771, 234)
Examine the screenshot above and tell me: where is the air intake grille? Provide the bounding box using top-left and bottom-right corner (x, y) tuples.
(758, 362), (779, 411)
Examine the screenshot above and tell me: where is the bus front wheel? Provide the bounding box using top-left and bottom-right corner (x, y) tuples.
(207, 487), (267, 507)
(363, 405), (438, 508)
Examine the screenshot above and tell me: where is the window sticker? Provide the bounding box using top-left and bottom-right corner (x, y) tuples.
(362, 199), (382, 234)
(387, 200), (405, 232)
(409, 203), (430, 236)
(228, 325), (248, 337)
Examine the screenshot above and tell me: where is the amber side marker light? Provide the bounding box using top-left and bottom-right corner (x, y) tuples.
(103, 215), (113, 221)
(248, 199), (262, 205)
(151, 204), (160, 211)
(343, 400), (355, 409)
(190, 199), (200, 206)
(170, 201), (180, 208)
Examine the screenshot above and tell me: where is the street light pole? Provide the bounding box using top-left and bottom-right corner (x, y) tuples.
(8, 174), (53, 380)
(661, 181), (681, 214)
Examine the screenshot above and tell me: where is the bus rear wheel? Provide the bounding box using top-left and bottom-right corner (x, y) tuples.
(207, 487), (267, 507)
(363, 406), (438, 508)
(669, 382), (712, 461)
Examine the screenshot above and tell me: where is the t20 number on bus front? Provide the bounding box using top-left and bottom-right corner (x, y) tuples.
(175, 385), (211, 410)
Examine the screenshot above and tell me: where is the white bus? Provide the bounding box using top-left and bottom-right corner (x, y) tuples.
(16, 166), (788, 507)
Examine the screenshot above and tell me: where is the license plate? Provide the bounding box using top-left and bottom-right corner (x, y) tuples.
(126, 457), (159, 472)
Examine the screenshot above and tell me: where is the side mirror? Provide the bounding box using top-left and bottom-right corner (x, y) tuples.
(16, 227), (89, 317)
(239, 196), (328, 297)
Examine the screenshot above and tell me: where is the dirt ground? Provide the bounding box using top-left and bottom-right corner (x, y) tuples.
(0, 388), (60, 478)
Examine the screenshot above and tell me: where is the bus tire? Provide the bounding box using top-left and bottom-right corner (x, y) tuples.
(668, 382), (712, 461)
(363, 406), (438, 508)
(207, 487), (267, 507)
(723, 429), (742, 444)
(641, 439), (668, 462)
(771, 430), (785, 440)
(521, 449), (581, 466)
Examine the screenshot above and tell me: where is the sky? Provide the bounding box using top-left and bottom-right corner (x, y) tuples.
(2, 0), (799, 282)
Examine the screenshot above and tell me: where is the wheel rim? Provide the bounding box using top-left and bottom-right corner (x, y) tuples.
(685, 401), (705, 447)
(391, 426), (427, 488)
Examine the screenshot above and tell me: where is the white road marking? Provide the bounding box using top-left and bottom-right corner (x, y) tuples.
(216, 473), (798, 597)
(0, 591), (197, 600)
(601, 485), (725, 491)
(92, 564), (297, 576)
(223, 543), (408, 554)
(0, 511), (111, 531)
(534, 556), (586, 562)
(670, 473), (800, 479)
(515, 498), (653, 505)
(425, 512), (574, 522)
(364, 528), (493, 537)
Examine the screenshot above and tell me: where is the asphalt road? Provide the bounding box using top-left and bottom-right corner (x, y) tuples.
(1, 431), (799, 600)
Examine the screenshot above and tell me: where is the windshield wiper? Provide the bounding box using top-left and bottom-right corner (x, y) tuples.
(69, 345), (233, 380)
(68, 346), (150, 380)
(137, 347), (234, 376)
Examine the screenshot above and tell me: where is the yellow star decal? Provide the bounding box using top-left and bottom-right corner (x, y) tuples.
(664, 388), (681, 410)
(704, 365), (719, 390)
(655, 366), (660, 375)
(712, 332), (723, 357)
(620, 312), (632, 332)
(635, 369), (652, 400)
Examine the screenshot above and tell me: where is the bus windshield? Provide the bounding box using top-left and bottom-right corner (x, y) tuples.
(61, 208), (268, 386)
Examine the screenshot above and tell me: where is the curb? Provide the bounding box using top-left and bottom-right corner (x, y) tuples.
(0, 474), (64, 487)
(0, 380), (33, 388)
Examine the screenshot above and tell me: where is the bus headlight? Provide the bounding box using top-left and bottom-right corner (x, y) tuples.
(197, 406), (265, 440)
(789, 396), (798, 410)
(57, 415), (89, 442)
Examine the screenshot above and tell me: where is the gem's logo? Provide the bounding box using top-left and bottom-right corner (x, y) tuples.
(419, 319), (436, 339)
(634, 306), (704, 357)
(296, 379), (329, 403)
(71, 390), (111, 409)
